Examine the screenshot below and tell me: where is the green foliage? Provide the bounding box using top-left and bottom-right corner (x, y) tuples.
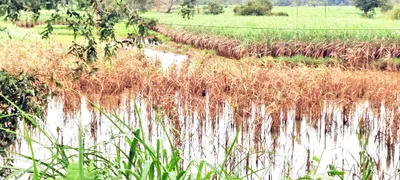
(352, 0), (389, 17)
(387, 4), (400, 20)
(111, 0), (149, 13)
(233, 0), (273, 16)
(203, 0), (224, 15)
(0, 70), (48, 164)
(356, 128), (376, 180)
(65, 162), (97, 179)
(0, 0), (159, 64)
(380, 0), (393, 12)
(124, 11), (159, 48)
(0, 0), (65, 22)
(180, 0), (196, 19)
(299, 152), (345, 180)
(0, 26), (11, 39)
(272, 0), (350, 6)
(144, 6), (400, 43)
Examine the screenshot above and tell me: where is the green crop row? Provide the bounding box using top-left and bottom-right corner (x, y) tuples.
(144, 6), (400, 43)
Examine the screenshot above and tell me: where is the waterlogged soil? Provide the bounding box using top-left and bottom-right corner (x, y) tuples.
(1, 48), (400, 179)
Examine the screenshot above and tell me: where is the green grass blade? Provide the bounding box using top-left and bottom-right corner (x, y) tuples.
(24, 121), (39, 180)
(221, 127), (240, 178)
(196, 160), (206, 180)
(125, 129), (140, 179)
(140, 161), (154, 180)
(78, 119), (84, 180)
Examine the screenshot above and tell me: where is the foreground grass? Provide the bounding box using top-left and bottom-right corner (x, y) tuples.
(144, 6), (400, 43)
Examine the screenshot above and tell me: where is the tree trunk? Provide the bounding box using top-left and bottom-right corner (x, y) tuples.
(364, 9), (368, 16)
(166, 0), (174, 13)
(96, 0), (105, 28)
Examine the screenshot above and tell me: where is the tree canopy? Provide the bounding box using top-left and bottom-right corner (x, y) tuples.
(352, 0), (390, 16)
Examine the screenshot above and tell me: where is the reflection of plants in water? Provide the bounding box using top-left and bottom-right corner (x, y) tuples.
(1, 101), (262, 179)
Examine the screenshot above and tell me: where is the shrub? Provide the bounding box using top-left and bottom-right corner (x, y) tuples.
(267, 11), (289, 16)
(381, 0), (394, 12)
(0, 71), (49, 152)
(388, 4), (400, 20)
(234, 0), (273, 16)
(203, 0), (224, 15)
(361, 10), (376, 18)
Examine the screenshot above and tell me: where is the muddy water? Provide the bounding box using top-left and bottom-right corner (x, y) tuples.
(2, 48), (400, 179)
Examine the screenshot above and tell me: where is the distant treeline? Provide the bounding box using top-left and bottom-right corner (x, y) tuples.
(201, 0), (396, 7)
(271, 0), (349, 6)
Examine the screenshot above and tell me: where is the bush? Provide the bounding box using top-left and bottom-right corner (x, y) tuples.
(388, 4), (400, 20)
(203, 0), (224, 15)
(361, 10), (376, 18)
(267, 11), (289, 16)
(0, 71), (49, 152)
(381, 0), (394, 12)
(234, 0), (273, 16)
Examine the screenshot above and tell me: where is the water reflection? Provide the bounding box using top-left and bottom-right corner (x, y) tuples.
(2, 96), (399, 179)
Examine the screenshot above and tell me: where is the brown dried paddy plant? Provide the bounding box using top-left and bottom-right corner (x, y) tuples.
(152, 25), (400, 69)
(2, 39), (400, 142)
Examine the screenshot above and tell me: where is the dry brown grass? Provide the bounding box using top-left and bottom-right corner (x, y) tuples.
(1, 38), (400, 140)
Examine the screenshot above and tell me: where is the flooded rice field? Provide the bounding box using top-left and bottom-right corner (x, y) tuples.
(2, 47), (400, 179)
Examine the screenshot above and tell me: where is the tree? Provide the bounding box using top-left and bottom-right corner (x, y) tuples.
(180, 0), (196, 18)
(166, 0), (177, 13)
(234, 0), (273, 16)
(352, 0), (389, 16)
(380, 0), (394, 12)
(272, 0), (292, 6)
(0, 0), (159, 64)
(203, 0), (224, 15)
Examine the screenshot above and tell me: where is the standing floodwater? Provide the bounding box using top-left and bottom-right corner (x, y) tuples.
(2, 95), (399, 179)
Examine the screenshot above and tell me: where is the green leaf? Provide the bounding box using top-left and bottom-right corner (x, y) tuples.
(312, 156), (320, 163)
(196, 161), (205, 180)
(140, 161), (154, 180)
